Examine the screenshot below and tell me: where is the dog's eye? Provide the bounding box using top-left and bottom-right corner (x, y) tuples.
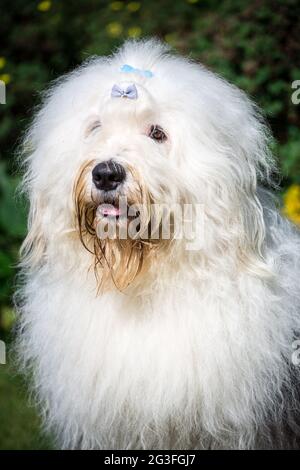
(86, 120), (101, 136)
(149, 125), (167, 143)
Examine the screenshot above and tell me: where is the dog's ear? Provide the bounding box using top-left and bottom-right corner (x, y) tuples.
(237, 189), (271, 277)
(20, 191), (46, 270)
(228, 101), (275, 278)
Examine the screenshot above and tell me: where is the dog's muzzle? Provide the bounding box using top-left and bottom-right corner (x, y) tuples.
(92, 160), (126, 192)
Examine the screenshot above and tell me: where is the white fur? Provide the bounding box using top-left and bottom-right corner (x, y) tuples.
(16, 39), (300, 449)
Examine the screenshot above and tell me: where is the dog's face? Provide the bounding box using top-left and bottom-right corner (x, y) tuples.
(75, 81), (177, 238)
(73, 79), (192, 288)
(22, 40), (274, 289)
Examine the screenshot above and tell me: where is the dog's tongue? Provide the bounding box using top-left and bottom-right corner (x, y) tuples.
(100, 206), (121, 217)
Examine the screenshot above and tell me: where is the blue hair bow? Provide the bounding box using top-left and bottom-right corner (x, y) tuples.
(121, 64), (154, 78)
(111, 83), (138, 100)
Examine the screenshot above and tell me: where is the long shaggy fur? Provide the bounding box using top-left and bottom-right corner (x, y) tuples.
(15, 39), (300, 449)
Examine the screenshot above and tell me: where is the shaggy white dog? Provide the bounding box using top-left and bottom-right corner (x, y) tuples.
(16, 39), (300, 449)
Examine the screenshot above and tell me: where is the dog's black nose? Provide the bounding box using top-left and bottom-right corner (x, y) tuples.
(92, 160), (126, 191)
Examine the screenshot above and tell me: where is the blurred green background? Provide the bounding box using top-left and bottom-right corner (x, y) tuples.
(0, 0), (299, 450)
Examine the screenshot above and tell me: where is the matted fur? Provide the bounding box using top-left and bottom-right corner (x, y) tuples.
(15, 39), (300, 449)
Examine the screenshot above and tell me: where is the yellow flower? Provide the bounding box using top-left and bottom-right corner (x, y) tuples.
(110, 1), (124, 11)
(0, 57), (6, 69)
(106, 22), (123, 38)
(0, 73), (11, 84)
(283, 184), (300, 224)
(127, 26), (142, 38)
(127, 2), (141, 12)
(2, 307), (15, 331)
(37, 1), (52, 12)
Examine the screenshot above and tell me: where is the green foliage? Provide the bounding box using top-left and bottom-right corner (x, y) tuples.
(0, 163), (27, 319)
(0, 363), (53, 449)
(0, 0), (299, 315)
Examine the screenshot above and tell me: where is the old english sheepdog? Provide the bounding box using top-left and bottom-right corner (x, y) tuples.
(16, 39), (300, 449)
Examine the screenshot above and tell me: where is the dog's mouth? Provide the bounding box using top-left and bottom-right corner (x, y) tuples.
(95, 198), (140, 222)
(97, 203), (123, 219)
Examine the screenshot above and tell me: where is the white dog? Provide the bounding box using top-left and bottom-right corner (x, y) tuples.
(16, 39), (300, 449)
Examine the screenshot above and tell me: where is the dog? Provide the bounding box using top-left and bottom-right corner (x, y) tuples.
(16, 39), (300, 449)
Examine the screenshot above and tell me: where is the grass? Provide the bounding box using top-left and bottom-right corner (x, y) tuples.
(0, 338), (54, 450)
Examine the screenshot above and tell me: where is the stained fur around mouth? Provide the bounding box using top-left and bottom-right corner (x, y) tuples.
(73, 159), (162, 292)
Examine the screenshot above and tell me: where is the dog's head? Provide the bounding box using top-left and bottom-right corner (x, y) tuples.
(21, 39), (275, 290)
(73, 75), (184, 289)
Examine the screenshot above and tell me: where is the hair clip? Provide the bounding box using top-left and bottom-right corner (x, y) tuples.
(111, 83), (138, 100)
(121, 64), (154, 78)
